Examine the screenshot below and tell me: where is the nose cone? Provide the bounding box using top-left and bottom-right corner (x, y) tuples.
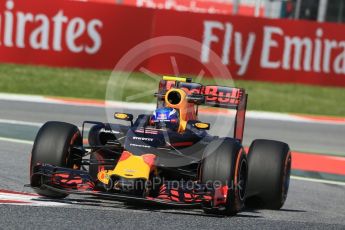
(97, 151), (156, 185)
(114, 152), (155, 180)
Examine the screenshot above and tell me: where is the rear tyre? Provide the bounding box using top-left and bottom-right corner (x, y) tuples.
(246, 139), (291, 210)
(30, 121), (82, 198)
(200, 138), (248, 216)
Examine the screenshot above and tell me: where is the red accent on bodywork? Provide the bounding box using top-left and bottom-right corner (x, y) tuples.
(229, 88), (240, 104)
(155, 184), (221, 205)
(77, 182), (95, 191)
(170, 196), (180, 202)
(149, 119), (155, 126)
(51, 173), (95, 191)
(170, 190), (179, 197)
(171, 142), (194, 147)
(142, 154), (156, 168)
(94, 152), (105, 173)
(184, 193), (192, 199)
(213, 186), (228, 207)
(203, 195), (212, 201)
(119, 151), (132, 162)
(99, 171), (105, 180)
(52, 173), (83, 184)
(234, 93), (247, 144)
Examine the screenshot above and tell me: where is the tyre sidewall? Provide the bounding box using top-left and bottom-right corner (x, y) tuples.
(247, 139), (291, 209)
(30, 121), (82, 198)
(200, 138), (247, 215)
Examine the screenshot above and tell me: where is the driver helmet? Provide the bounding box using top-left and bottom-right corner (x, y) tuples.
(152, 107), (179, 131)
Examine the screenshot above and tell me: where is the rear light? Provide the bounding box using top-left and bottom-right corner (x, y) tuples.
(119, 151), (132, 162)
(142, 154), (156, 168)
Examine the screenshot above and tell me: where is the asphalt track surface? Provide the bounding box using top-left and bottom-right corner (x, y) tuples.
(0, 99), (344, 229)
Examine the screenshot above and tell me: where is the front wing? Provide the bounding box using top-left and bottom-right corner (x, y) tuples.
(30, 164), (227, 209)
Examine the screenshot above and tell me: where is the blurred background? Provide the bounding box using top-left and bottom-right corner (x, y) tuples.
(109, 0), (345, 22)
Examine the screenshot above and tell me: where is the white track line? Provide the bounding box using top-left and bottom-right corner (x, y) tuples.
(291, 176), (345, 186)
(0, 119), (87, 131)
(0, 118), (42, 127)
(0, 93), (47, 103)
(0, 191), (69, 206)
(0, 137), (33, 145)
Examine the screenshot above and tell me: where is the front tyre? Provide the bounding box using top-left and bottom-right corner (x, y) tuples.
(246, 139), (291, 209)
(30, 121), (82, 198)
(200, 138), (248, 216)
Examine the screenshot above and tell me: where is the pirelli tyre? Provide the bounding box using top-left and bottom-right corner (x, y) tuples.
(246, 139), (291, 209)
(200, 138), (248, 216)
(30, 121), (82, 198)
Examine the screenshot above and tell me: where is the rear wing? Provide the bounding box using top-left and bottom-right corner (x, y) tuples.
(157, 76), (248, 142)
(159, 77), (245, 109)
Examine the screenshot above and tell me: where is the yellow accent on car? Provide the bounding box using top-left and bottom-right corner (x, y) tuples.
(113, 155), (151, 180)
(97, 170), (110, 184)
(163, 76), (187, 82)
(97, 155), (151, 184)
(114, 113), (128, 119)
(195, 122), (210, 129)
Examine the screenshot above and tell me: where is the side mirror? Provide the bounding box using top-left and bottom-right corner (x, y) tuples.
(114, 113), (134, 126)
(194, 122), (210, 130)
(187, 120), (210, 130)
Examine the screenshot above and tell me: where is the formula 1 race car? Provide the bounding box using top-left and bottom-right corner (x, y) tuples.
(29, 76), (291, 215)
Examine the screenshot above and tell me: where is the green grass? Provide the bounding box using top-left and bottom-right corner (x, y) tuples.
(0, 63), (344, 117)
